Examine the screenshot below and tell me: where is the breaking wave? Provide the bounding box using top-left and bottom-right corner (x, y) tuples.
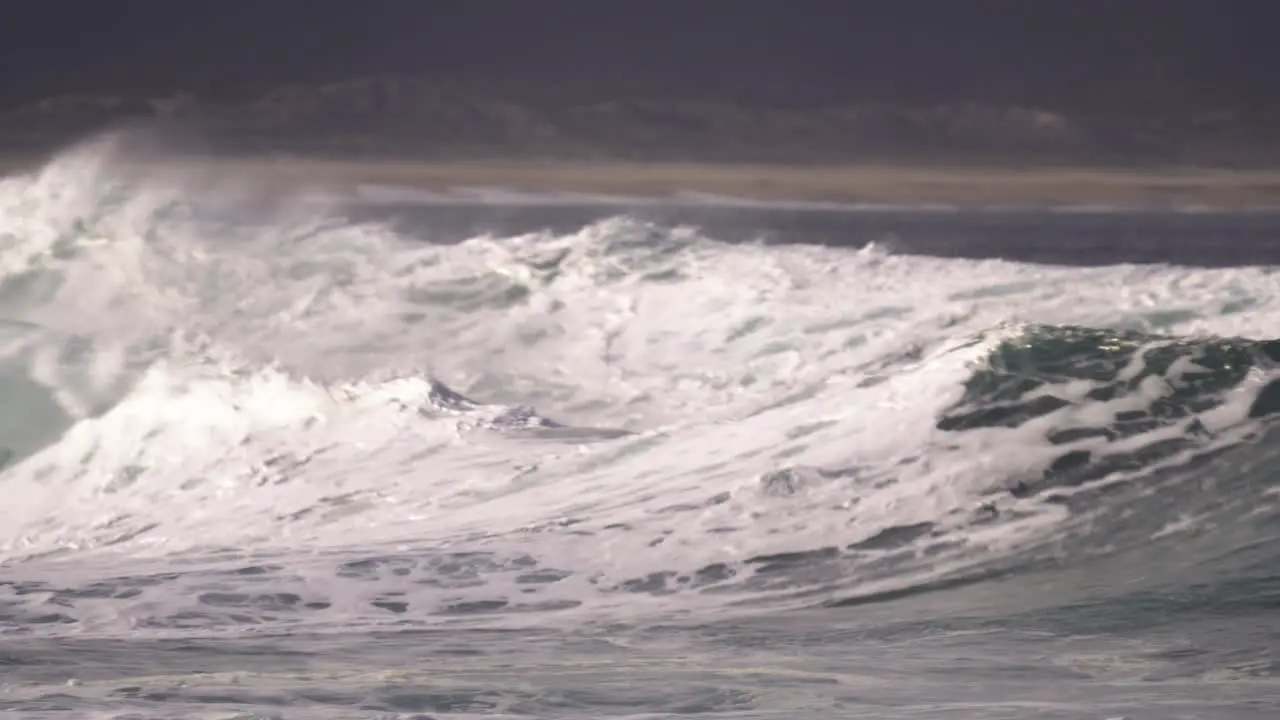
(1, 136), (1279, 641)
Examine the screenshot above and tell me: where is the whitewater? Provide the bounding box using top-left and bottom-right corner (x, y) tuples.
(2, 137), (1279, 719)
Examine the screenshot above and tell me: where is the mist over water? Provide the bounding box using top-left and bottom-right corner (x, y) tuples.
(2, 137), (1279, 718)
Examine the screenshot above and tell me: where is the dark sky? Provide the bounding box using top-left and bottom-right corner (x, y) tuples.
(1, 1), (1276, 113)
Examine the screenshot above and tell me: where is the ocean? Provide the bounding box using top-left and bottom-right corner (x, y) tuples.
(2, 139), (1280, 719)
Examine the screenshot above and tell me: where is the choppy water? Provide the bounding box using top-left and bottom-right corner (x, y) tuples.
(2, 136), (1280, 719)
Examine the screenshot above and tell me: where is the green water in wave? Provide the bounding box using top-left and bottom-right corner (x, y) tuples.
(938, 325), (1280, 497)
(0, 373), (74, 472)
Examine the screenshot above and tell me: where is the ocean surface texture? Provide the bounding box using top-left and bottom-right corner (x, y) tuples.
(3, 139), (1280, 719)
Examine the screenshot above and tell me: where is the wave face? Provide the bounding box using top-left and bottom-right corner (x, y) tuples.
(3, 137), (1280, 718)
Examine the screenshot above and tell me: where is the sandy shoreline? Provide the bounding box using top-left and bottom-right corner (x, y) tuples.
(210, 158), (1280, 209)
(10, 154), (1280, 208)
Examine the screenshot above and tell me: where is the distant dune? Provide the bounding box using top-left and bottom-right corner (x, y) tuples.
(5, 76), (1280, 208)
(2, 76), (1279, 168)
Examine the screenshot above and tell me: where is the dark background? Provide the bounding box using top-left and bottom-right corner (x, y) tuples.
(1, 0), (1276, 113)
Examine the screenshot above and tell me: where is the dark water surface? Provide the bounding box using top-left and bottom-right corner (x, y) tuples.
(353, 200), (1280, 267)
